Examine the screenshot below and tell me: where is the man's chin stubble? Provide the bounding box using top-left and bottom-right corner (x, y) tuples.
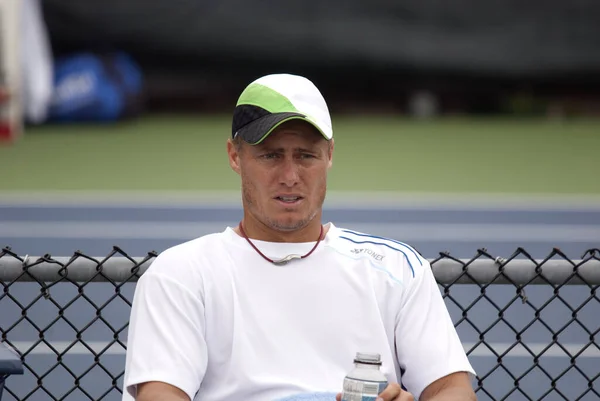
(268, 211), (318, 232)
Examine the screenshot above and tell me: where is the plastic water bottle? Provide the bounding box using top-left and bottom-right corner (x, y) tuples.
(341, 352), (388, 401)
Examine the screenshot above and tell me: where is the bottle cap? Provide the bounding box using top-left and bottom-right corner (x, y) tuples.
(354, 352), (382, 365)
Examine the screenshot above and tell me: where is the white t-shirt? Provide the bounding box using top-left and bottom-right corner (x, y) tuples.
(123, 223), (475, 401)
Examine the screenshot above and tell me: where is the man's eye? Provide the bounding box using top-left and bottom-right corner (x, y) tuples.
(300, 153), (315, 159)
(261, 153), (279, 159)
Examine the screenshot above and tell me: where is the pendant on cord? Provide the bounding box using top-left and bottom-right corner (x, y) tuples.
(271, 254), (303, 265)
(238, 221), (324, 265)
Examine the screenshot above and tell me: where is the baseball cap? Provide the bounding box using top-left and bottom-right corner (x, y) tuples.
(232, 73), (333, 145)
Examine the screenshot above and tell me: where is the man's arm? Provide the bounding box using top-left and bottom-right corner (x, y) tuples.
(348, 372), (475, 401)
(393, 256), (476, 399)
(122, 260), (208, 401)
(420, 372), (476, 401)
(135, 382), (190, 401)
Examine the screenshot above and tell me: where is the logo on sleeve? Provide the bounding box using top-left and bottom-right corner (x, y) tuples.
(350, 248), (385, 261)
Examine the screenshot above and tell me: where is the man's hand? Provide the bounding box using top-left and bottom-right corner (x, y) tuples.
(335, 383), (414, 401)
(135, 381), (190, 401)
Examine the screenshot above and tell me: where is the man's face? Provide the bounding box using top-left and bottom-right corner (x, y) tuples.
(227, 120), (334, 233)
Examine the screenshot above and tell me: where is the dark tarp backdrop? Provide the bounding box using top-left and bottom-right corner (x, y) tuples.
(40, 0), (600, 113)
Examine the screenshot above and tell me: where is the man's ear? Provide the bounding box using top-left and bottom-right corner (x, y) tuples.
(327, 139), (334, 169)
(227, 139), (242, 175)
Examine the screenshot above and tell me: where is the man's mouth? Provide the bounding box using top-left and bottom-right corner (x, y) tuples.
(275, 196), (302, 203)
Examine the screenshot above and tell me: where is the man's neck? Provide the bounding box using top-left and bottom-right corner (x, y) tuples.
(235, 217), (328, 243)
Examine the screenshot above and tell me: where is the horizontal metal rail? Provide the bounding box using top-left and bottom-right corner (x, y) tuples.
(1, 255), (598, 285)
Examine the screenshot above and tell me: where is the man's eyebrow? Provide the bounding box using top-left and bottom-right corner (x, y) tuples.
(296, 147), (319, 153)
(254, 146), (282, 152)
(255, 146), (319, 153)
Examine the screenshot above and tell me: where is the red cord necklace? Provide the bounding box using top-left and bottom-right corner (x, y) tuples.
(238, 221), (324, 265)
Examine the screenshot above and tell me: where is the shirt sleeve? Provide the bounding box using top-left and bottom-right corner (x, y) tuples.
(123, 267), (207, 401)
(394, 258), (475, 399)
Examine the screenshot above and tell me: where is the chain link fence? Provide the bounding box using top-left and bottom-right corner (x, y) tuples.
(1, 246), (599, 401)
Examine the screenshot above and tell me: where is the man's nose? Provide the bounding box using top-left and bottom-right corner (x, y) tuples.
(279, 158), (300, 186)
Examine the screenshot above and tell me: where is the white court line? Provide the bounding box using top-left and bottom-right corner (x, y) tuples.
(2, 221), (600, 242)
(1, 190), (600, 211)
(5, 341), (599, 358)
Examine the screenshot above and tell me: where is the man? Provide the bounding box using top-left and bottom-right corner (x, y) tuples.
(122, 73), (477, 401)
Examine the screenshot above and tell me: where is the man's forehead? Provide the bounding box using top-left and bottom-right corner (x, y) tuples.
(262, 120), (324, 143)
(273, 119), (321, 135)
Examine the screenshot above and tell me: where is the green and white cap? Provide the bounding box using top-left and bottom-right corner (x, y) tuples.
(232, 73), (333, 145)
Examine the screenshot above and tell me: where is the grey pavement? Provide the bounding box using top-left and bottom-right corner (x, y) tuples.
(1, 198), (598, 401)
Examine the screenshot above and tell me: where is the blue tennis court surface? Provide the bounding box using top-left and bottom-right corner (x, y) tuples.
(1, 195), (599, 400)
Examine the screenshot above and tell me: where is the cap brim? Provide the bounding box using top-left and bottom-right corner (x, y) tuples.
(234, 112), (329, 145)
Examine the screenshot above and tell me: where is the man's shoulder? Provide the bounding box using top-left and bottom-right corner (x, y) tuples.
(145, 229), (233, 276)
(164, 230), (230, 255)
(331, 226), (428, 278)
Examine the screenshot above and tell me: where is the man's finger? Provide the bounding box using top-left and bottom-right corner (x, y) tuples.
(376, 383), (414, 401)
(396, 390), (415, 401)
(376, 382), (402, 400)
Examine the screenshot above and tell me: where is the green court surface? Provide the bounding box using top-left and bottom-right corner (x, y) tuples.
(1, 115), (599, 194)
